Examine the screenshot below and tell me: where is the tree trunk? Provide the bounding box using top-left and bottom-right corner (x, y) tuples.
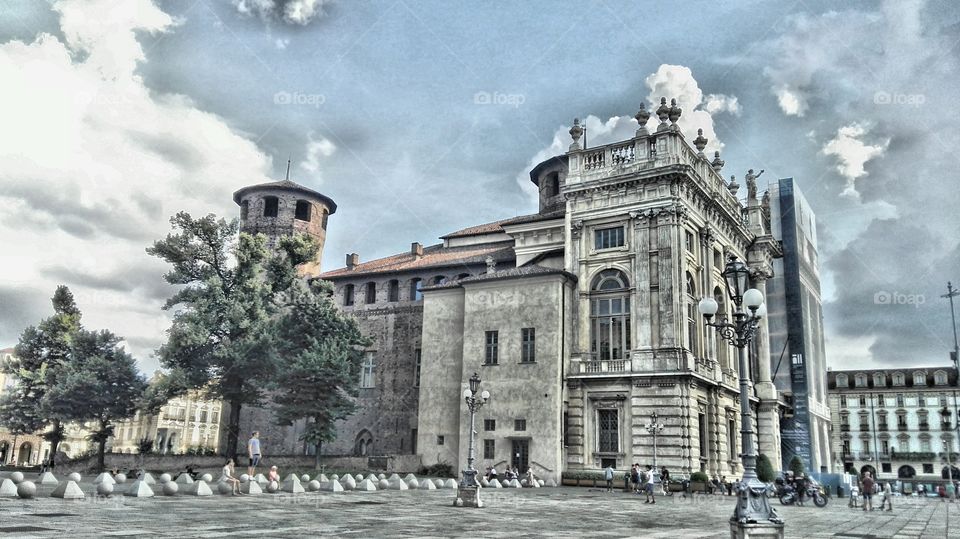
(227, 399), (242, 460)
(49, 419), (62, 459)
(315, 441), (322, 469)
(97, 420), (107, 473)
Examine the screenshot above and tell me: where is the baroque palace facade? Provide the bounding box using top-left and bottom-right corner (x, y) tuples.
(232, 98), (787, 481)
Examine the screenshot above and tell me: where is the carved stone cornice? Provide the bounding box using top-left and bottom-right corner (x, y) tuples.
(570, 220), (583, 239)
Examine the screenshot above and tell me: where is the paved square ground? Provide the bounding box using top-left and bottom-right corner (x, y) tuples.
(0, 480), (957, 538)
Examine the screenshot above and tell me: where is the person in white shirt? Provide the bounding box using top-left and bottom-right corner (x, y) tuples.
(644, 465), (656, 504)
(223, 458), (241, 495)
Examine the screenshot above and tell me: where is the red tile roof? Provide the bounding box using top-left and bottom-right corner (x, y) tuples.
(440, 210), (565, 239)
(319, 242), (515, 279)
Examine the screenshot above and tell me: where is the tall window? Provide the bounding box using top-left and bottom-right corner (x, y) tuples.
(521, 328), (536, 363)
(343, 284), (355, 306)
(840, 394), (847, 407)
(597, 409), (618, 452)
(485, 331), (499, 365)
(685, 230), (694, 252)
(410, 278), (422, 301)
(321, 209), (329, 229)
(544, 172), (560, 198)
(896, 394), (905, 407)
(685, 272), (699, 354)
(294, 200), (311, 221)
(483, 439), (495, 459)
(698, 412), (708, 458)
(913, 371), (926, 385)
(935, 371), (948, 385)
(365, 282), (377, 304)
(858, 395), (866, 407)
(388, 280), (399, 302)
(263, 196), (279, 217)
(918, 394), (926, 407)
(713, 287), (728, 366)
(594, 226), (625, 250)
(727, 419), (737, 461)
(414, 349), (421, 387)
(590, 269), (630, 360)
(360, 353), (376, 388)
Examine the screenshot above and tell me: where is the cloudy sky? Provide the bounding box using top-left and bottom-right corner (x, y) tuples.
(1, 0), (958, 374)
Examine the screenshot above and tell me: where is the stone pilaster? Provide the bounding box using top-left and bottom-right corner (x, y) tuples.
(565, 380), (585, 467)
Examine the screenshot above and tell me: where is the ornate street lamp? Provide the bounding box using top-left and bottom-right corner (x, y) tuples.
(699, 255), (783, 535)
(645, 411), (665, 491)
(940, 406), (958, 501)
(454, 372), (490, 508)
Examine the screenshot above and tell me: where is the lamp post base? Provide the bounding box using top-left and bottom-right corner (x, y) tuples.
(729, 521), (784, 539)
(453, 485), (483, 508)
(732, 479), (782, 527)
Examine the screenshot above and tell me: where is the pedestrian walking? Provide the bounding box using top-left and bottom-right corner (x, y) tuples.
(861, 472), (875, 512)
(247, 431), (261, 477)
(644, 465), (656, 504)
(879, 481), (893, 511)
(604, 464), (614, 492)
(631, 464), (640, 493)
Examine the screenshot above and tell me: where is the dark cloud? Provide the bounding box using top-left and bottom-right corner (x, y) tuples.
(0, 285), (52, 347)
(39, 260), (175, 304)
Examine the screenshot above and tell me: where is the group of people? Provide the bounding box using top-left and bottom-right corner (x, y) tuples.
(606, 464), (666, 503)
(710, 474), (736, 495)
(849, 471), (893, 511)
(484, 465), (536, 485)
(218, 431), (270, 496)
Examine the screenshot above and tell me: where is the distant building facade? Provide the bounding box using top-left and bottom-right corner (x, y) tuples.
(828, 366), (960, 487)
(766, 178), (832, 472)
(109, 375), (224, 455)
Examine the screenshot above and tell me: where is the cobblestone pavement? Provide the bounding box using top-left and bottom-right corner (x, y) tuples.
(0, 480), (958, 538)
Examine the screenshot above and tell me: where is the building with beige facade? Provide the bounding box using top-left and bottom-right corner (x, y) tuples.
(234, 96), (799, 481)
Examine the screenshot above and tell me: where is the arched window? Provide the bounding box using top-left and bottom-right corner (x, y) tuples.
(892, 372), (905, 386)
(387, 280), (399, 302)
(365, 282), (377, 304)
(873, 373), (886, 387)
(898, 465), (916, 479)
(855, 373), (867, 387)
(263, 196), (279, 217)
(295, 200), (312, 221)
(590, 269), (630, 360)
(685, 272), (698, 355)
(343, 284), (355, 306)
(409, 278), (423, 301)
(431, 275), (446, 285)
(934, 370), (948, 385)
(354, 430), (374, 457)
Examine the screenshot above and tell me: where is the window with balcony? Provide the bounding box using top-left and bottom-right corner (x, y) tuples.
(590, 270), (631, 360)
(840, 394), (847, 407)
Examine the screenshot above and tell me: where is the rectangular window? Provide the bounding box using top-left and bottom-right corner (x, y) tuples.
(597, 409), (618, 453)
(698, 412), (708, 458)
(483, 419), (496, 431)
(514, 419), (526, 431)
(365, 282), (377, 304)
(728, 419), (737, 461)
(360, 353), (376, 388)
(594, 226), (625, 250)
(414, 349), (421, 387)
(918, 394), (925, 406)
(485, 331), (499, 365)
(685, 230), (694, 252)
(263, 196), (278, 217)
(713, 249), (722, 268)
(483, 439), (495, 460)
(923, 463), (933, 473)
(881, 462), (891, 473)
(896, 394), (905, 407)
(563, 412), (569, 446)
(521, 328), (536, 363)
(344, 284), (355, 306)
(437, 435), (444, 446)
(858, 395), (866, 407)
(410, 278), (422, 301)
(388, 280), (399, 302)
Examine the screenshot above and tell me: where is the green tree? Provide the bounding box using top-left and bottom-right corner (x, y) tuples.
(789, 455), (805, 476)
(756, 453), (775, 482)
(147, 212), (285, 458)
(270, 271), (370, 467)
(44, 329), (146, 471)
(0, 286), (83, 458)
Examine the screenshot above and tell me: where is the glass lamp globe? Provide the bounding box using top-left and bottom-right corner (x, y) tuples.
(480, 390), (490, 401)
(698, 297), (719, 317)
(743, 288), (764, 310)
(754, 302), (767, 319)
(463, 389), (472, 399)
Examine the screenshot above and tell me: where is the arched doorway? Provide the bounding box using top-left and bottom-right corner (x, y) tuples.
(17, 442), (33, 465)
(897, 465), (916, 479)
(0, 441), (9, 464)
(942, 466), (960, 479)
(860, 464), (876, 477)
(354, 430), (373, 457)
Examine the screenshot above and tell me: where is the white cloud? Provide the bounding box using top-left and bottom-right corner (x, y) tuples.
(233, 0), (332, 26)
(300, 133), (336, 175)
(275, 38), (290, 49)
(0, 0), (273, 369)
(775, 84), (806, 116)
(821, 123), (889, 198)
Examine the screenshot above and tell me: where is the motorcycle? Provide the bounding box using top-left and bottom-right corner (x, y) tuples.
(779, 483), (829, 507)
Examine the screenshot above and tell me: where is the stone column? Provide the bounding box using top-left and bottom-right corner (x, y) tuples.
(566, 381), (586, 468)
(751, 272), (777, 400)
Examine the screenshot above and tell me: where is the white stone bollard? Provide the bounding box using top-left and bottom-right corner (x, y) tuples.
(162, 481), (179, 496)
(51, 480), (86, 500)
(96, 481), (114, 496)
(17, 481), (37, 499)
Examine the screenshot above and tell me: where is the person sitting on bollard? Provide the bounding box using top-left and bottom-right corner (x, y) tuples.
(487, 466), (498, 482)
(222, 459), (241, 495)
(267, 465), (280, 484)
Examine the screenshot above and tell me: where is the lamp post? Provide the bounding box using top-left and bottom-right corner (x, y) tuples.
(941, 407), (957, 501)
(454, 372), (490, 508)
(646, 411), (665, 492)
(698, 255), (783, 537)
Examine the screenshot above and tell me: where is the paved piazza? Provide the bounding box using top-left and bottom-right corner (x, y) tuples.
(1, 481), (958, 538)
